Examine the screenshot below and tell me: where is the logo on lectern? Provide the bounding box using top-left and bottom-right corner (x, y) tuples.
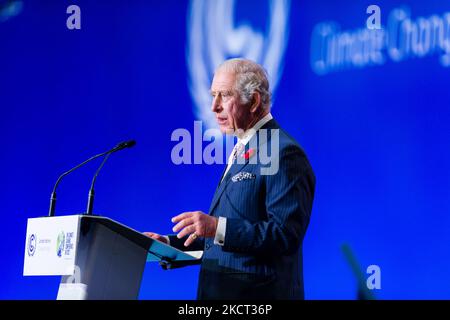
(27, 234), (36, 257)
(56, 231), (65, 258)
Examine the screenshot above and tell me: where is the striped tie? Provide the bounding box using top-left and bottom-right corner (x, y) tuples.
(220, 142), (245, 183)
(232, 142), (245, 161)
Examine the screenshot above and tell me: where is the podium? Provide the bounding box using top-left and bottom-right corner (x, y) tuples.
(23, 215), (202, 300)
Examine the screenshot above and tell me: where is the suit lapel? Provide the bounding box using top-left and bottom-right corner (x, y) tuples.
(208, 119), (280, 215)
(208, 176), (228, 214)
(208, 159), (250, 214)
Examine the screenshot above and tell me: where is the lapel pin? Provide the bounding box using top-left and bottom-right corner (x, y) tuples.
(242, 148), (256, 160)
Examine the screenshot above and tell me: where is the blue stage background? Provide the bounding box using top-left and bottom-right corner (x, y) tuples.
(1, 0), (449, 299)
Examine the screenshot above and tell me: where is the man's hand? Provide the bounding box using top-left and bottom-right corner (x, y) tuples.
(143, 232), (169, 245)
(171, 211), (218, 247)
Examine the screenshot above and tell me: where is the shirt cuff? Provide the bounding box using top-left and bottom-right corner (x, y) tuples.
(213, 217), (227, 246)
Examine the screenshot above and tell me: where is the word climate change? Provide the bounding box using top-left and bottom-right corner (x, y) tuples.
(311, 6), (450, 74)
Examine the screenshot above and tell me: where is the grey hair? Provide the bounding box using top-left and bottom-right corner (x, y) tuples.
(217, 58), (271, 109)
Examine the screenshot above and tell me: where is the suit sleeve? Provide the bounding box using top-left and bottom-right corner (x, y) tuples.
(222, 145), (315, 255)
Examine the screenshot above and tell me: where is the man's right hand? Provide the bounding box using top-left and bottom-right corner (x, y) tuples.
(143, 232), (169, 245)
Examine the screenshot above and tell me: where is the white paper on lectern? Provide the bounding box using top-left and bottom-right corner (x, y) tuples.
(146, 250), (203, 262)
(184, 251), (203, 259)
(144, 235), (204, 262)
(147, 250), (203, 261)
(23, 215), (81, 276)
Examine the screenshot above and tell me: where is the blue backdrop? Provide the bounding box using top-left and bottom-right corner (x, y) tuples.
(1, 0), (449, 299)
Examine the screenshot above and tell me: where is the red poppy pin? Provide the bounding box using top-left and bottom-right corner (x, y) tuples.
(242, 148), (256, 160)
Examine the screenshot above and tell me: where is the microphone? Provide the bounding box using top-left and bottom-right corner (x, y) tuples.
(85, 140), (136, 215)
(48, 140), (136, 217)
(112, 140), (136, 152)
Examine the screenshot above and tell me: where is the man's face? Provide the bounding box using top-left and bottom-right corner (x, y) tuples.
(210, 70), (250, 134)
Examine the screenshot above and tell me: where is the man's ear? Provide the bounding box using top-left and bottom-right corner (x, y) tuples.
(249, 92), (261, 113)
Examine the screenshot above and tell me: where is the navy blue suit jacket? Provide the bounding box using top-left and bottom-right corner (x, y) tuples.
(169, 119), (315, 299)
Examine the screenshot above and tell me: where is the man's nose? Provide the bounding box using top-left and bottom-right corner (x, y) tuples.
(211, 96), (221, 113)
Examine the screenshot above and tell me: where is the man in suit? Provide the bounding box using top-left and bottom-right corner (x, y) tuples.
(145, 58), (315, 299)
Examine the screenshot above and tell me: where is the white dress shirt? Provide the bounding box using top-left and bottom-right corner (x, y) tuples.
(214, 113), (273, 246)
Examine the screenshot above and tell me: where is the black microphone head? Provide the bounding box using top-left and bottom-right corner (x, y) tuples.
(115, 140), (136, 151)
(125, 140), (136, 148)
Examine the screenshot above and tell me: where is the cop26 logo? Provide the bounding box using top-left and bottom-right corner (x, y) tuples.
(27, 234), (36, 257)
(186, 0), (291, 128)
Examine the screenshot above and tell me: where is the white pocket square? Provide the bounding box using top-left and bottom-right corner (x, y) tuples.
(231, 172), (256, 182)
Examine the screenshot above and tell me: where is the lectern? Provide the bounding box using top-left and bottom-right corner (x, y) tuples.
(23, 215), (202, 300)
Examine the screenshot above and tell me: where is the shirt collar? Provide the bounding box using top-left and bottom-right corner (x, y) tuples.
(236, 113), (273, 146)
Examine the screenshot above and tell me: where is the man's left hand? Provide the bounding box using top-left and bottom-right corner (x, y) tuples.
(171, 211), (218, 247)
